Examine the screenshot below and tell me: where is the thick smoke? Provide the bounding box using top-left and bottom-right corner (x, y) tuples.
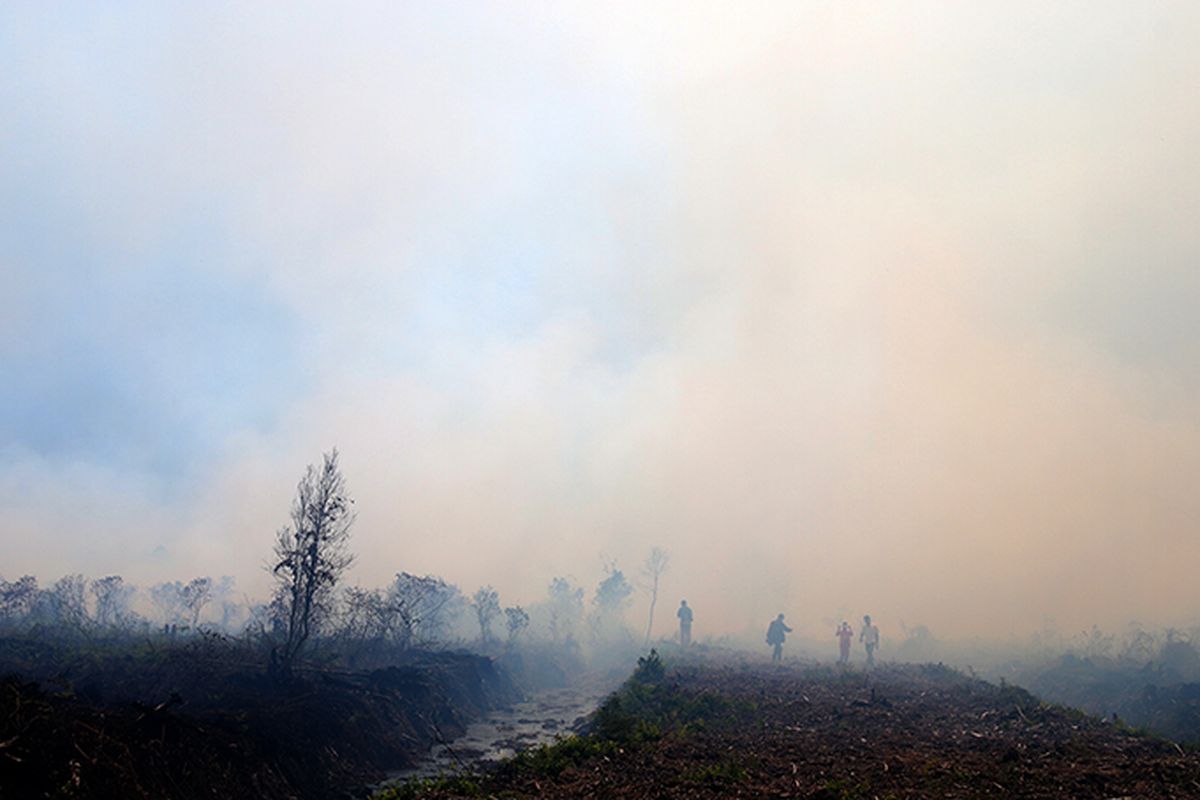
(3, 2), (1199, 642)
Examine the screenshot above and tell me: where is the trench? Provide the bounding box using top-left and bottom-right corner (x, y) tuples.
(386, 674), (618, 782)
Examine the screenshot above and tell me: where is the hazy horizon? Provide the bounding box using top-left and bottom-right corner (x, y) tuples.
(4, 2), (1200, 642)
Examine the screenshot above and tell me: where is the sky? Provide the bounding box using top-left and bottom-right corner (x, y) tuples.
(2, 2), (1199, 641)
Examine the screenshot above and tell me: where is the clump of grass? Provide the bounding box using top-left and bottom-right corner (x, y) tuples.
(633, 648), (665, 683)
(588, 652), (748, 746)
(684, 758), (748, 785)
(374, 774), (483, 799)
(918, 662), (960, 681)
(995, 679), (1040, 713)
(502, 734), (620, 778)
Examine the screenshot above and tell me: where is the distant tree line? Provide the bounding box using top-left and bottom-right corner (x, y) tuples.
(0, 448), (673, 679)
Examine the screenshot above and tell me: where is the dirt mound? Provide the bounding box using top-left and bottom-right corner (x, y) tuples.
(1017, 652), (1200, 744)
(0, 640), (518, 800)
(396, 658), (1200, 799)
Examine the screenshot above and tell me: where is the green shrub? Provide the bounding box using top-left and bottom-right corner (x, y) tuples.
(374, 775), (483, 799)
(633, 649), (665, 683)
(503, 735), (619, 778)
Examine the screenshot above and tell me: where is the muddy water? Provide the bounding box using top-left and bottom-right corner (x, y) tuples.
(389, 676), (618, 781)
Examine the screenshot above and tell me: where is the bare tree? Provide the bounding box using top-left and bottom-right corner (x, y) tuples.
(471, 585), (501, 644)
(504, 605), (530, 646)
(212, 576), (242, 630)
(641, 547), (669, 647)
(391, 573), (462, 648)
(271, 449), (355, 674)
(180, 577), (213, 627)
(150, 581), (188, 626)
(0, 575), (38, 627)
(91, 575), (134, 628)
(546, 577), (583, 642)
(339, 586), (385, 641)
(590, 563), (632, 641)
(336, 585), (400, 662)
(48, 575), (90, 630)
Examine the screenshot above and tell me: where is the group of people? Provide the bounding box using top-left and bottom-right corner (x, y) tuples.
(676, 600), (881, 665)
(836, 615), (880, 666)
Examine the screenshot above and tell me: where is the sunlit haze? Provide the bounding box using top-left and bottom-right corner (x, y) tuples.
(4, 2), (1199, 642)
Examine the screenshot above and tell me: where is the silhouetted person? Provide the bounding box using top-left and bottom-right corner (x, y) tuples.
(766, 613), (792, 662)
(836, 621), (854, 664)
(677, 599), (694, 648)
(860, 614), (880, 667)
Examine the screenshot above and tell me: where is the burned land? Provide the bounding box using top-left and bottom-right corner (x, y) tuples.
(0, 635), (520, 800)
(4, 457), (1200, 799)
(390, 654), (1200, 800)
(5, 635), (1200, 799)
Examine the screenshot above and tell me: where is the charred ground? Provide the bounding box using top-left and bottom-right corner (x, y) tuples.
(390, 654), (1200, 799)
(0, 634), (520, 800)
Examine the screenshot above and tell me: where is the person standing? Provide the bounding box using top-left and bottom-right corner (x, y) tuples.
(766, 613), (792, 662)
(677, 599), (694, 648)
(836, 621), (854, 664)
(860, 614), (880, 667)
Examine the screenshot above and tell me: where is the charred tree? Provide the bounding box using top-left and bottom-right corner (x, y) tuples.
(472, 585), (501, 644)
(271, 449), (355, 676)
(641, 547), (669, 647)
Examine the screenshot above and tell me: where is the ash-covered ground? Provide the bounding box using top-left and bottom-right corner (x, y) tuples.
(390, 655), (1200, 799)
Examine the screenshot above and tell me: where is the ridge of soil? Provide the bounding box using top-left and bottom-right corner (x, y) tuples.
(399, 658), (1200, 799)
(0, 637), (518, 800)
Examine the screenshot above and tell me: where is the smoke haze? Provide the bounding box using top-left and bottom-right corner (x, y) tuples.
(3, 2), (1199, 641)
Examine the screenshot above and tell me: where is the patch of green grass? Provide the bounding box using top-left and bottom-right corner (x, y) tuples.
(501, 734), (620, 778)
(374, 774), (483, 800)
(589, 663), (747, 745)
(633, 648), (665, 683)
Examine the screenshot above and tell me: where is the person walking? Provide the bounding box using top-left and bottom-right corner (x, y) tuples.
(836, 621), (854, 664)
(860, 614), (880, 667)
(677, 600), (694, 648)
(766, 613), (792, 662)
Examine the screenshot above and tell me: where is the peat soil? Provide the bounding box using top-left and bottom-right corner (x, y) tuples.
(0, 636), (519, 800)
(400, 657), (1200, 799)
